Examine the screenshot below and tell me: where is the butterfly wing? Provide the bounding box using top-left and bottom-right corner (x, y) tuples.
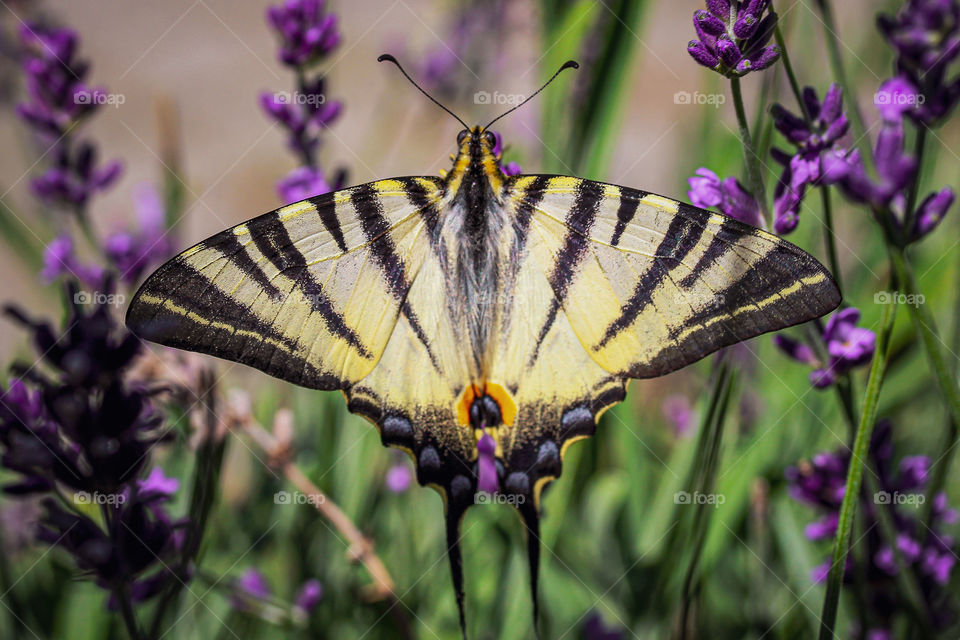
(125, 177), (446, 391)
(491, 175), (840, 503)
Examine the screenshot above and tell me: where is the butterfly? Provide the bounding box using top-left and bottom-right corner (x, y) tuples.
(126, 56), (840, 637)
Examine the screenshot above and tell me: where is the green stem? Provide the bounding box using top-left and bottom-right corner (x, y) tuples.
(922, 248), (960, 530)
(889, 248), (960, 428)
(902, 127), (928, 236)
(679, 363), (735, 640)
(773, 20), (809, 122)
(729, 77), (771, 225)
(818, 293), (897, 640)
(820, 187), (843, 292)
(774, 18), (844, 291)
(814, 0), (872, 162)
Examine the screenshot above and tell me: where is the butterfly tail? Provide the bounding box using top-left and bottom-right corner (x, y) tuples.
(445, 504), (469, 640)
(518, 500), (542, 639)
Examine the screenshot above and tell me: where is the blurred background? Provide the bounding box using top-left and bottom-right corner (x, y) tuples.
(0, 0), (958, 638)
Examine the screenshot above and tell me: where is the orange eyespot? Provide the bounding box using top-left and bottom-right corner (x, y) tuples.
(455, 381), (516, 428)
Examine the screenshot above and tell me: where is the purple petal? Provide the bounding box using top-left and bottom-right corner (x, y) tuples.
(694, 10), (727, 37)
(294, 579), (323, 612)
(717, 38), (742, 68)
(687, 40), (720, 69)
(687, 167), (723, 208)
(772, 334), (818, 365)
(913, 187), (954, 239)
(477, 433), (499, 494)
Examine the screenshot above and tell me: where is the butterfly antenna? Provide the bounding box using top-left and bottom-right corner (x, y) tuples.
(482, 60), (579, 131)
(378, 54), (470, 130)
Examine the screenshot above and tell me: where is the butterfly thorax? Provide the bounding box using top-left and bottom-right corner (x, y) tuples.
(441, 127), (511, 379)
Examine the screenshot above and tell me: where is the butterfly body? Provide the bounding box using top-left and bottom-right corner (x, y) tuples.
(127, 122), (840, 637)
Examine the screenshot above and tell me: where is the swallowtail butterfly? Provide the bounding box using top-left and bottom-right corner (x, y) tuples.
(127, 56), (840, 637)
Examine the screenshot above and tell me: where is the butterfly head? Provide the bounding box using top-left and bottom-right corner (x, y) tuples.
(446, 126), (506, 195)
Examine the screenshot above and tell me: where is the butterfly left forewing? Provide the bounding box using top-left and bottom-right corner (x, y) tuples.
(126, 177), (445, 390)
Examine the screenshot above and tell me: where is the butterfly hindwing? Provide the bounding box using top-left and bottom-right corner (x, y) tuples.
(126, 177), (444, 390)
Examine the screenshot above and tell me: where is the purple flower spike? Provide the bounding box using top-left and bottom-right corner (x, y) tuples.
(769, 84), (850, 234)
(687, 168), (762, 227)
(385, 462), (412, 493)
(294, 579), (323, 612)
(277, 166), (331, 204)
(476, 433), (499, 494)
(661, 394), (694, 437)
(687, 0), (780, 77)
(41, 235), (103, 285)
(788, 421), (960, 630)
(267, 0), (340, 68)
(878, 0), (960, 125)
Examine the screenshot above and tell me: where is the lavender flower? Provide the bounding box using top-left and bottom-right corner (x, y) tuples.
(276, 166), (332, 204)
(661, 394), (695, 437)
(787, 421), (958, 634)
(262, 1), (347, 204)
(687, 0), (781, 77)
(17, 23), (104, 137)
(104, 184), (171, 283)
(41, 235), (103, 285)
(17, 24), (122, 213)
(232, 568), (272, 612)
(769, 84), (849, 234)
(1, 282), (167, 493)
(826, 108), (954, 242)
(580, 611), (625, 640)
(267, 0), (340, 67)
(0, 294), (186, 605)
(687, 167), (763, 227)
(774, 308), (875, 389)
(489, 130), (524, 178)
(878, 0), (960, 125)
(293, 578), (323, 613)
(476, 433), (499, 494)
(30, 140), (122, 209)
(385, 459), (412, 494)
